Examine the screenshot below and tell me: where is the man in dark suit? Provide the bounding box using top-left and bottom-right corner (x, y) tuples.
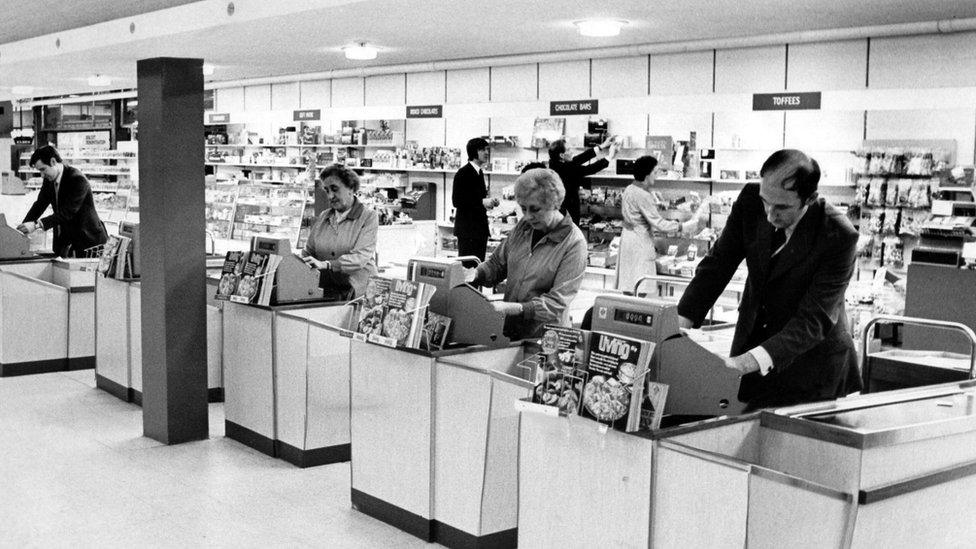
(677, 149), (860, 411)
(452, 137), (497, 265)
(548, 136), (614, 224)
(18, 145), (108, 258)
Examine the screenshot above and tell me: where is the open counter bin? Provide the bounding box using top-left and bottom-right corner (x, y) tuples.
(519, 380), (976, 548)
(273, 305), (356, 467)
(0, 258), (95, 376)
(349, 338), (533, 548)
(222, 299), (352, 462)
(96, 277), (224, 404)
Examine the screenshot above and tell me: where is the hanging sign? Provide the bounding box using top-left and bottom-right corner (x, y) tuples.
(406, 105), (443, 118)
(550, 99), (599, 116)
(752, 92), (822, 111)
(208, 112), (230, 124)
(293, 109), (321, 121)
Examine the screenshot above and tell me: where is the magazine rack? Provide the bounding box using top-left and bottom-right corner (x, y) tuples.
(222, 298), (350, 460)
(0, 258), (95, 376)
(349, 338), (530, 547)
(95, 278), (225, 404)
(519, 380), (976, 547)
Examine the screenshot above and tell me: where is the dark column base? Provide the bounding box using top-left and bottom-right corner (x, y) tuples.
(351, 488), (434, 542)
(433, 522), (518, 549)
(67, 355), (96, 371)
(130, 387), (223, 407)
(275, 441), (350, 468)
(95, 373), (131, 402)
(349, 489), (517, 548)
(0, 358), (68, 377)
(225, 420), (275, 457)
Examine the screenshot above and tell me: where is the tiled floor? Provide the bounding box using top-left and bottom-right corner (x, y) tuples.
(0, 369), (428, 547)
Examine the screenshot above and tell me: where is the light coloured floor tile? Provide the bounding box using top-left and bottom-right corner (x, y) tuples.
(0, 371), (430, 547)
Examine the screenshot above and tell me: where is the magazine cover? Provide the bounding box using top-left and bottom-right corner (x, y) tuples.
(421, 311), (452, 351)
(579, 331), (652, 432)
(531, 325), (590, 415)
(97, 235), (121, 277)
(232, 251), (268, 303)
(640, 381), (669, 431)
(215, 251), (245, 301)
(357, 276), (391, 336)
(382, 278), (430, 347)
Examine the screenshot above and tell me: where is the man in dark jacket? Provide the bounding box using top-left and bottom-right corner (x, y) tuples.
(18, 145), (108, 257)
(547, 137), (614, 224)
(452, 137), (497, 265)
(677, 149), (860, 411)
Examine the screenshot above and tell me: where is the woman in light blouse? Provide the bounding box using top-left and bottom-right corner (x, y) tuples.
(301, 164), (378, 300)
(615, 155), (706, 291)
(469, 168), (587, 340)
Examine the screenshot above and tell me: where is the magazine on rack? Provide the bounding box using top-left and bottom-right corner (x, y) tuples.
(230, 251), (269, 304)
(354, 275), (436, 348)
(215, 251), (246, 301)
(531, 325), (590, 415)
(640, 381), (669, 431)
(579, 330), (653, 432)
(357, 275), (392, 337)
(420, 311), (452, 351)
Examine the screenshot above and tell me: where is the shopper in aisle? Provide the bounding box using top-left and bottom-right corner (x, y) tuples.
(467, 168), (587, 340)
(301, 164), (378, 300)
(452, 137), (498, 267)
(548, 135), (616, 224)
(616, 155), (707, 291)
(677, 149), (860, 411)
(17, 145), (108, 258)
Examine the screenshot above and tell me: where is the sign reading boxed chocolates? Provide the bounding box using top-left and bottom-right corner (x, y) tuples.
(406, 105), (443, 118)
(550, 99), (599, 116)
(752, 92), (822, 111)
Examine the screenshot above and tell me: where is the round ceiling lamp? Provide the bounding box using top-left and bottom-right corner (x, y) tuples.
(344, 42), (378, 61)
(574, 19), (628, 37)
(87, 74), (111, 87)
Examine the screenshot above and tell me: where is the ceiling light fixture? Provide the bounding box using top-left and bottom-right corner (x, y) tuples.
(11, 86), (34, 95)
(88, 74), (111, 87)
(344, 42), (378, 61)
(574, 18), (627, 37)
(203, 63), (215, 76)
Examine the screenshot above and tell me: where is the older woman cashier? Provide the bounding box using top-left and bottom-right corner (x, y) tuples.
(467, 168), (588, 340)
(301, 164), (379, 300)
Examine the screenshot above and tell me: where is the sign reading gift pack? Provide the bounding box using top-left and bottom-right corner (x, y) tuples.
(550, 99), (599, 116)
(752, 92), (822, 111)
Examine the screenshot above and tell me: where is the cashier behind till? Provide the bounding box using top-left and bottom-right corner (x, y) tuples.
(676, 149), (861, 412)
(465, 168), (587, 340)
(300, 164), (379, 301)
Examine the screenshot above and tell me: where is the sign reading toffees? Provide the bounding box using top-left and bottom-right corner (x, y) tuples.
(550, 99), (599, 116)
(208, 113), (230, 124)
(406, 105), (443, 118)
(752, 92), (822, 111)
(293, 109), (321, 121)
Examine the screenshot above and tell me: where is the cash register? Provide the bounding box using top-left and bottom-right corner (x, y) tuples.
(590, 294), (745, 416)
(250, 236), (323, 303)
(0, 214), (32, 259)
(407, 256), (512, 348)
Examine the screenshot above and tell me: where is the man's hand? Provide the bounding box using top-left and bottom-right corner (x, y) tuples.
(302, 256), (330, 270)
(482, 197), (500, 209)
(724, 354), (760, 375)
(678, 315), (695, 329)
(490, 301), (524, 316)
(16, 222), (37, 234)
(460, 267), (478, 285)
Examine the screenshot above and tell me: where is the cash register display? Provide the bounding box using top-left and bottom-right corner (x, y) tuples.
(256, 240), (277, 253)
(613, 308), (654, 327)
(419, 266), (445, 279)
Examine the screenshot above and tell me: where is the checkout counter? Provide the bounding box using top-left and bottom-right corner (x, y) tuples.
(350, 256), (524, 547)
(0, 215), (96, 376)
(221, 236), (354, 466)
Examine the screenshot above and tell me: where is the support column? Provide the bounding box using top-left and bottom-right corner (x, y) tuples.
(137, 57), (208, 444)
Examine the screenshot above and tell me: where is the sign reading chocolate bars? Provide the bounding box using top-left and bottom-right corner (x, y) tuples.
(293, 109), (321, 121)
(406, 105), (443, 118)
(550, 99), (599, 116)
(752, 92), (822, 111)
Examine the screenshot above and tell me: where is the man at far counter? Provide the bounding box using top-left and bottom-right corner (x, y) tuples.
(677, 149), (861, 411)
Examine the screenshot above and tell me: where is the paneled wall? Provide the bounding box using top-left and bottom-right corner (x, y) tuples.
(214, 30), (976, 170)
